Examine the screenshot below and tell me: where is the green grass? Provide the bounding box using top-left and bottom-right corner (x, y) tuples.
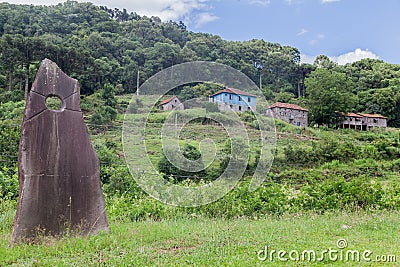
(0, 211), (399, 266)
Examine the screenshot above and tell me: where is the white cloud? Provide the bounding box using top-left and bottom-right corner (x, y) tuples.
(301, 49), (380, 65)
(248, 0), (271, 7)
(297, 28), (308, 36)
(5, 0), (217, 26)
(331, 48), (379, 65)
(300, 54), (316, 64)
(3, 0), (64, 5)
(195, 12), (219, 28)
(98, 0), (210, 21)
(286, 0), (303, 5)
(321, 0), (340, 3)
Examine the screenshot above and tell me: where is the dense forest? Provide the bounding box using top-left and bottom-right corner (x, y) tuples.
(0, 1), (399, 126)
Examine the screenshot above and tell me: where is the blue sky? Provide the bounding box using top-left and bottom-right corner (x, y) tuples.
(5, 0), (400, 64)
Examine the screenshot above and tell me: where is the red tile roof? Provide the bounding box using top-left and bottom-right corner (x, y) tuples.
(159, 96), (178, 106)
(340, 112), (363, 118)
(210, 88), (257, 97)
(358, 113), (387, 119)
(268, 102), (308, 112)
(339, 112), (387, 119)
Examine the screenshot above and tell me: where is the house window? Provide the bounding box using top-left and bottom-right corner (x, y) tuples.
(175, 99), (177, 102)
(239, 96), (242, 101)
(239, 106), (242, 111)
(248, 107), (251, 111)
(229, 95), (233, 100)
(373, 119), (378, 123)
(230, 105), (233, 109)
(297, 122), (301, 126)
(248, 97), (251, 102)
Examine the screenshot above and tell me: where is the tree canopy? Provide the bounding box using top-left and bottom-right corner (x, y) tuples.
(305, 68), (356, 125)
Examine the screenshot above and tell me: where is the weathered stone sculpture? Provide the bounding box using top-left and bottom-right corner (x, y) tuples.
(11, 59), (109, 245)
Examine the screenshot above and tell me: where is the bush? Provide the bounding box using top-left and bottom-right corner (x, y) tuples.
(0, 166), (18, 199)
(0, 100), (25, 120)
(205, 102), (219, 113)
(103, 166), (145, 198)
(0, 125), (20, 169)
(101, 83), (116, 108)
(293, 176), (385, 212)
(158, 143), (205, 182)
(90, 106), (117, 126)
(0, 90), (24, 104)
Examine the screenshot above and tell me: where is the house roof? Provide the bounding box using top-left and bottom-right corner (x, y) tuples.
(358, 113), (387, 119)
(268, 102), (308, 112)
(210, 88), (257, 97)
(340, 112), (363, 118)
(339, 112), (387, 119)
(159, 96), (178, 106)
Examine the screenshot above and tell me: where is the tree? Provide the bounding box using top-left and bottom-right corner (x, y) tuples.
(358, 87), (399, 122)
(305, 68), (356, 126)
(158, 143), (205, 182)
(0, 34), (23, 91)
(101, 83), (116, 107)
(314, 55), (336, 70)
(297, 63), (315, 97)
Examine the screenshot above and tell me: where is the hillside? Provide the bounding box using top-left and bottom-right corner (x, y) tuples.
(1, 92), (399, 216)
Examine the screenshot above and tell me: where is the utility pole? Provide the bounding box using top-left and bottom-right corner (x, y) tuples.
(253, 61), (264, 90)
(136, 70), (140, 96)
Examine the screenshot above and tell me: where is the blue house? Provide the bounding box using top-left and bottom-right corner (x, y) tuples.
(209, 88), (257, 112)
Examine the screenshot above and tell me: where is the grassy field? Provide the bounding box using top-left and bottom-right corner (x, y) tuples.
(0, 211), (399, 266)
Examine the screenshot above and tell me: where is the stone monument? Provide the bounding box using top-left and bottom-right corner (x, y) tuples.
(11, 59), (109, 245)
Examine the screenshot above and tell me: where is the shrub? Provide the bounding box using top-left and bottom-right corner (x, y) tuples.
(0, 90), (24, 104)
(293, 176), (385, 212)
(101, 83), (116, 108)
(0, 100), (24, 120)
(0, 125), (20, 169)
(158, 143), (205, 182)
(103, 166), (145, 198)
(0, 166), (18, 199)
(90, 106), (117, 126)
(205, 102), (219, 113)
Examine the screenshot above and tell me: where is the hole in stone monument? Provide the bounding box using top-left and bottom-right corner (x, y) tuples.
(45, 95), (63, 111)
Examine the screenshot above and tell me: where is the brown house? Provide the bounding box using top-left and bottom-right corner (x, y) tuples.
(340, 113), (387, 130)
(159, 96), (184, 111)
(268, 102), (308, 127)
(340, 112), (364, 130)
